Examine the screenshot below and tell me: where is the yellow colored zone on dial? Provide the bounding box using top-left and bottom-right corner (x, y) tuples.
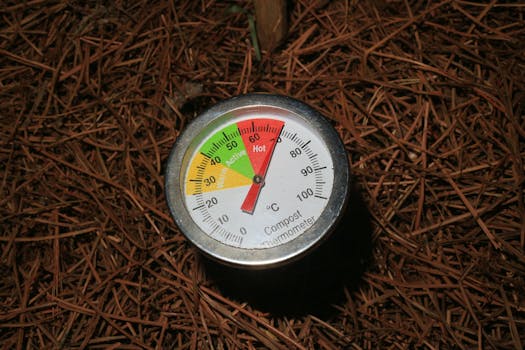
(185, 153), (252, 195)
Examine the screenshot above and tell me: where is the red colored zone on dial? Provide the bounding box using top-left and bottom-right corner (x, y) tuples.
(237, 118), (284, 214)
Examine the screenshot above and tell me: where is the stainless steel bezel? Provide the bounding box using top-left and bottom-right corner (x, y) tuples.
(165, 94), (350, 269)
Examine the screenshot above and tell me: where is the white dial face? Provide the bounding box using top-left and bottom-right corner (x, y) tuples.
(183, 110), (334, 250)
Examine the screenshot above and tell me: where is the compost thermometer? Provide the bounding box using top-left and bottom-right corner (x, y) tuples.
(165, 94), (350, 268)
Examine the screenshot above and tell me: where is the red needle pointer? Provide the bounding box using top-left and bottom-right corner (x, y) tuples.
(241, 126), (283, 214)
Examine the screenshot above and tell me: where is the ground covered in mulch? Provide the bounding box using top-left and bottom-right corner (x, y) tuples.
(1, 0), (524, 348)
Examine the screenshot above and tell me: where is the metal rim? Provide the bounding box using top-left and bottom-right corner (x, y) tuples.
(165, 94), (350, 269)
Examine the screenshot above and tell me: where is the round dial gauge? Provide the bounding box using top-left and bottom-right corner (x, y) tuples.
(165, 94), (350, 268)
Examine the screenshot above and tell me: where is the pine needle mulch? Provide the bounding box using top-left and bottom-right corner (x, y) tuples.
(1, 1), (524, 348)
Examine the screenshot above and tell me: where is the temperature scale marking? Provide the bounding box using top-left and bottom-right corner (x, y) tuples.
(182, 116), (333, 249)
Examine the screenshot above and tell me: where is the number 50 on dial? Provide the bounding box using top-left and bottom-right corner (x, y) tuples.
(165, 94), (350, 269)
